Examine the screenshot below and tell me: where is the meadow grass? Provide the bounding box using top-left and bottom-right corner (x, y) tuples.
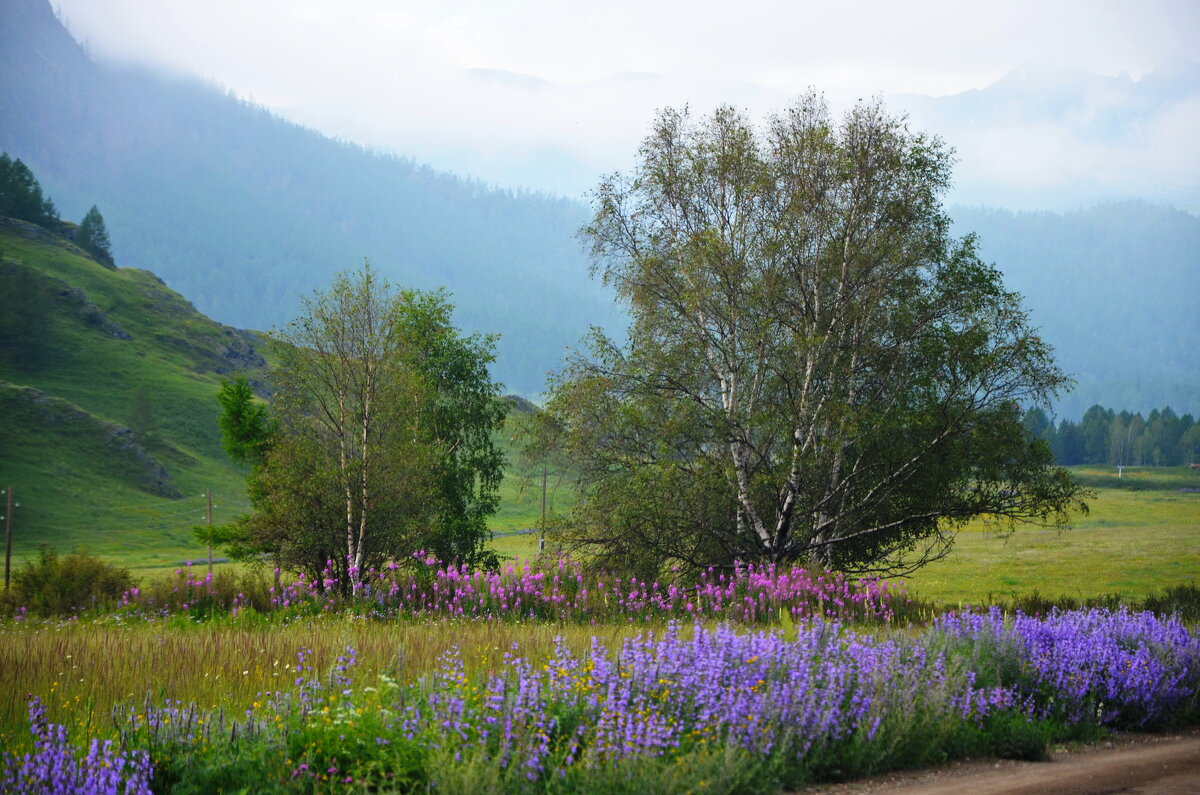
(7, 608), (1197, 793)
(0, 614), (653, 755)
(902, 480), (1198, 605)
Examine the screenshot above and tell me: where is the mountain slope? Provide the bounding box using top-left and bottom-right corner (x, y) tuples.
(0, 216), (265, 567)
(956, 202), (1200, 418)
(1, 0), (1194, 416)
(0, 0), (617, 397)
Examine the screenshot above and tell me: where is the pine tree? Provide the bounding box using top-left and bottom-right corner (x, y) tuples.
(0, 153), (58, 227)
(77, 205), (115, 268)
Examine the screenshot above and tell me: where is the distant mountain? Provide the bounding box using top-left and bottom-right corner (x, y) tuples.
(957, 202), (1200, 418)
(1, 0), (1194, 416)
(896, 60), (1200, 212)
(0, 0), (618, 397)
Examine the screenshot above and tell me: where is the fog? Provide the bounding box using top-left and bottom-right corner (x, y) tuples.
(51, 0), (1200, 208)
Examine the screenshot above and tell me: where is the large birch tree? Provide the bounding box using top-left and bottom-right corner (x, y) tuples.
(547, 95), (1087, 576)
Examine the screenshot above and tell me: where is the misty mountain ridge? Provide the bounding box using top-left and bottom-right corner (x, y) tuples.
(1, 0), (1196, 415)
(896, 58), (1200, 213)
(303, 55), (1200, 207)
(0, 0), (622, 397)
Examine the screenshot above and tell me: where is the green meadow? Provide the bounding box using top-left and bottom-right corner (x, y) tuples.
(903, 466), (1200, 604)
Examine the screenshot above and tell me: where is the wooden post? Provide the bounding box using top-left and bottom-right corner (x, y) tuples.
(206, 488), (213, 574)
(4, 487), (12, 590)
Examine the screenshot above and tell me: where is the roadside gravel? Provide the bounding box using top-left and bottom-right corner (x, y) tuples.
(797, 729), (1200, 794)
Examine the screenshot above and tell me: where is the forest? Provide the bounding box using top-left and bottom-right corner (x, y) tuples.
(1025, 404), (1200, 467)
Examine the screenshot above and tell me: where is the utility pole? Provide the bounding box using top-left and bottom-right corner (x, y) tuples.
(206, 488), (213, 574)
(4, 486), (12, 590)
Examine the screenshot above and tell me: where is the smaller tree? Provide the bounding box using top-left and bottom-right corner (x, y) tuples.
(216, 376), (272, 467)
(223, 264), (506, 588)
(77, 205), (115, 268)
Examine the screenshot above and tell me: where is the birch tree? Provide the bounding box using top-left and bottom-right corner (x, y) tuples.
(548, 95), (1087, 576)
(222, 264), (504, 587)
(268, 262), (430, 584)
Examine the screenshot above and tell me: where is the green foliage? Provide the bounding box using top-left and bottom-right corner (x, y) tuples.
(2, 546), (133, 615)
(395, 288), (507, 569)
(216, 376), (272, 467)
(284, 713), (429, 791)
(1041, 404), (1198, 466)
(76, 205), (115, 268)
(549, 96), (1087, 576)
(0, 153), (57, 227)
(236, 263), (504, 586)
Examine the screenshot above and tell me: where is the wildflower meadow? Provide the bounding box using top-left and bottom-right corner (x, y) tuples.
(2, 554), (1199, 793)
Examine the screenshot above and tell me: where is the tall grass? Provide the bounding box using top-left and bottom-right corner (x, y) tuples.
(7, 608), (1197, 793)
(0, 614), (651, 752)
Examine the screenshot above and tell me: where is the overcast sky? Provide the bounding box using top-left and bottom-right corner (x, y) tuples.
(51, 0), (1200, 208)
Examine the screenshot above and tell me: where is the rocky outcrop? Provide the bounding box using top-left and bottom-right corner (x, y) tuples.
(0, 381), (181, 498)
(55, 284), (132, 339)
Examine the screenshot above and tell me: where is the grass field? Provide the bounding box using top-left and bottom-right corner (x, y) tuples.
(903, 467), (1199, 604)
(92, 465), (1200, 600)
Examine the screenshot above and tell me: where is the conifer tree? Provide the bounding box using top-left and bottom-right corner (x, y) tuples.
(0, 153), (58, 227)
(77, 205), (115, 268)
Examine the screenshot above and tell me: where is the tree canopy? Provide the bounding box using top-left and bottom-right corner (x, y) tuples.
(221, 263), (505, 586)
(1027, 404), (1200, 467)
(544, 95), (1088, 577)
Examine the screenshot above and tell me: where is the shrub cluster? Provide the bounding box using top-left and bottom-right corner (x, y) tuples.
(107, 553), (908, 626)
(1, 547), (132, 616)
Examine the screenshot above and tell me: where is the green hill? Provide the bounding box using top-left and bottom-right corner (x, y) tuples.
(0, 0), (618, 398)
(0, 216), (265, 569)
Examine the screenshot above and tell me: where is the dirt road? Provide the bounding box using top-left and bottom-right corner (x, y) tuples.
(800, 730), (1200, 794)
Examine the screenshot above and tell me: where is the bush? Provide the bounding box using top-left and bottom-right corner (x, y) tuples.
(2, 546), (133, 615)
(135, 565), (274, 617)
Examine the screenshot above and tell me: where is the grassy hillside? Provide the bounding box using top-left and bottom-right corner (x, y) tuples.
(0, 217), (264, 568)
